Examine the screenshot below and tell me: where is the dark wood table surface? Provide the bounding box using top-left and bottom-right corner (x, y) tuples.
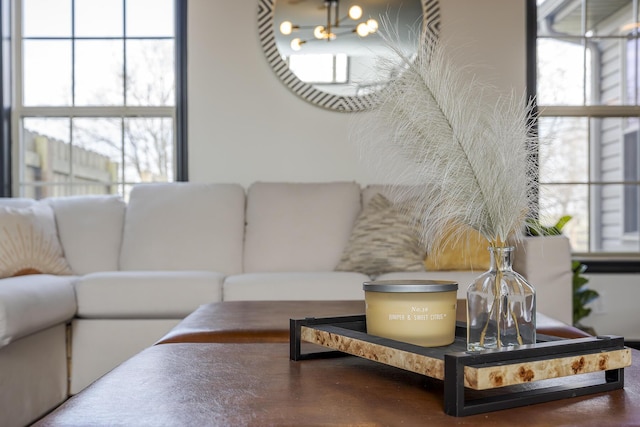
(156, 299), (591, 344)
(35, 301), (636, 426)
(35, 341), (640, 426)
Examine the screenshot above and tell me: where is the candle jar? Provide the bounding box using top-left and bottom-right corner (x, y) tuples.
(363, 280), (458, 347)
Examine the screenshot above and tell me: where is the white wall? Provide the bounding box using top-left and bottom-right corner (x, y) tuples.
(186, 1), (640, 339)
(187, 0), (527, 187)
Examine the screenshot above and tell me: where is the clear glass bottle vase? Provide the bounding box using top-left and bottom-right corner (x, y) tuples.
(467, 245), (536, 351)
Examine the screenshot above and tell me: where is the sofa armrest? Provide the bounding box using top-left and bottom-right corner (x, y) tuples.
(512, 235), (573, 325)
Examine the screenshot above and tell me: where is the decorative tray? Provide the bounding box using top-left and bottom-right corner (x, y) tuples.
(289, 315), (632, 417)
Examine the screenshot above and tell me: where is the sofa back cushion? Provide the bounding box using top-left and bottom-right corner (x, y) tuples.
(47, 195), (126, 274)
(0, 197), (37, 208)
(119, 183), (245, 274)
(362, 184), (393, 207)
(362, 184), (422, 206)
(243, 182), (362, 272)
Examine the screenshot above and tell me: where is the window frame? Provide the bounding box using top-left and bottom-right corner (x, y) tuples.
(528, 0), (640, 272)
(0, 0), (187, 198)
(623, 130), (639, 235)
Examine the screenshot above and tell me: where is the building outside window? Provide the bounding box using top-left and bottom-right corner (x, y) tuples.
(11, 0), (178, 199)
(536, 0), (640, 257)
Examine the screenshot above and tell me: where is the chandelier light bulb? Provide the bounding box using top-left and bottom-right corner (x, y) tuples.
(283, 3), (371, 45)
(290, 38), (304, 51)
(280, 21), (293, 35)
(314, 25), (326, 39)
(356, 22), (370, 37)
(348, 5), (363, 20)
(366, 18), (378, 33)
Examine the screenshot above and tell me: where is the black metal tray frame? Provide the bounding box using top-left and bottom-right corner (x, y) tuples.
(290, 315), (628, 416)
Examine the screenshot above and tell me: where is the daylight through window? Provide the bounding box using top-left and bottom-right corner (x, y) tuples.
(15, 0), (176, 199)
(537, 0), (640, 255)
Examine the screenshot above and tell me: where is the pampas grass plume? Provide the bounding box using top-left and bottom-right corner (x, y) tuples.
(353, 29), (538, 254)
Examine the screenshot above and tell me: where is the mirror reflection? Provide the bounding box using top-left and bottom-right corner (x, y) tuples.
(273, 0), (423, 98)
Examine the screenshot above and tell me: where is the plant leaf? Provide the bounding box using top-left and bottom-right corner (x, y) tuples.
(554, 215), (573, 232)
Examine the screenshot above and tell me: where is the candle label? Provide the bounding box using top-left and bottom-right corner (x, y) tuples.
(387, 306), (448, 321)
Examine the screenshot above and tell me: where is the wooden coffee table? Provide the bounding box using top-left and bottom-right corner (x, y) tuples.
(155, 299), (591, 344)
(35, 301), (639, 426)
(156, 300), (368, 344)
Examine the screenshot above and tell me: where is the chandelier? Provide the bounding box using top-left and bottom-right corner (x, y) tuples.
(279, 0), (379, 51)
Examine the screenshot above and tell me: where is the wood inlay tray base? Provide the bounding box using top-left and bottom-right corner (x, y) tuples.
(289, 315), (631, 416)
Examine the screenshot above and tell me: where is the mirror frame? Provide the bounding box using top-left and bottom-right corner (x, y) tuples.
(258, 0), (441, 112)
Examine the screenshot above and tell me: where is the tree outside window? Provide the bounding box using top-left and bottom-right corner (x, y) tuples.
(16, 0), (176, 199)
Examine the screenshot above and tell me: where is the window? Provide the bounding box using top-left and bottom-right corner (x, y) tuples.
(624, 129), (639, 233)
(536, 0), (640, 256)
(288, 53), (348, 84)
(8, 0), (185, 199)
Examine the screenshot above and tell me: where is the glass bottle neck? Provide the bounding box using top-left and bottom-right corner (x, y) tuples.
(489, 246), (514, 271)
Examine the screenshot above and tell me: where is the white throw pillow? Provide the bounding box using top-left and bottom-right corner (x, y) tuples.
(0, 203), (73, 278)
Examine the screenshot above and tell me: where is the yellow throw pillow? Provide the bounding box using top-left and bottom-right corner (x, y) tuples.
(424, 225), (490, 271)
(0, 203), (73, 278)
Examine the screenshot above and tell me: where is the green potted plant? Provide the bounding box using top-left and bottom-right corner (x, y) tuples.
(571, 260), (598, 334)
(525, 216), (599, 333)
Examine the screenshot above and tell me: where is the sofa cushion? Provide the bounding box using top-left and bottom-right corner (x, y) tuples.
(335, 193), (426, 276)
(0, 203), (73, 278)
(424, 224), (490, 271)
(69, 318), (182, 395)
(119, 183), (245, 274)
(243, 182), (361, 272)
(361, 184), (395, 207)
(46, 195), (126, 275)
(0, 197), (36, 208)
(75, 271), (224, 318)
(223, 272), (370, 301)
(0, 274), (77, 347)
(361, 184), (420, 207)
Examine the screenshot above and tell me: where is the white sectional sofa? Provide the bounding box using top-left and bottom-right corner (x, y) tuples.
(0, 181), (572, 427)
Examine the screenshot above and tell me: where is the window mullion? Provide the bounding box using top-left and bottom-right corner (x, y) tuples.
(18, 106), (174, 117)
(539, 105), (640, 117)
(122, 0), (127, 107)
(581, 0), (587, 106)
(12, 0), (23, 195)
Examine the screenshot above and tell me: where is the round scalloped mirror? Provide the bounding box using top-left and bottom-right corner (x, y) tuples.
(258, 0), (440, 112)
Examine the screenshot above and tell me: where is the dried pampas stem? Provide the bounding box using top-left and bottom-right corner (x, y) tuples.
(354, 27), (538, 254)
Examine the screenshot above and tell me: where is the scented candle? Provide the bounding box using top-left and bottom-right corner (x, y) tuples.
(363, 280), (458, 347)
